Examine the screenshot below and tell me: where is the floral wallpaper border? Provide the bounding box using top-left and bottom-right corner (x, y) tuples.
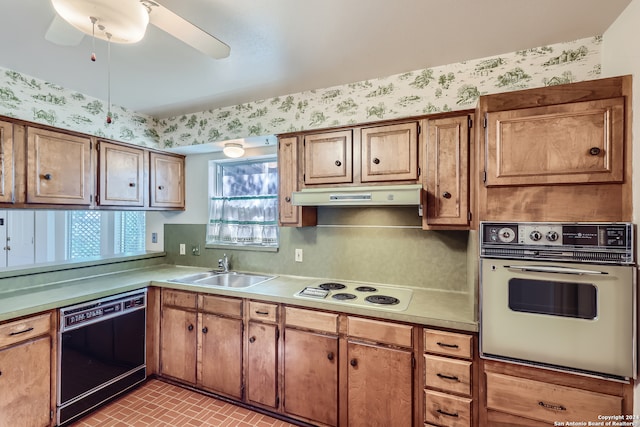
(0, 36), (602, 150)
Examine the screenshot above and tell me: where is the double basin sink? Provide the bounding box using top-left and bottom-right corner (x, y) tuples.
(170, 270), (276, 288)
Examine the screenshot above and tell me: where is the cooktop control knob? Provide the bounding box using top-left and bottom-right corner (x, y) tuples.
(546, 231), (559, 242)
(529, 231), (542, 241)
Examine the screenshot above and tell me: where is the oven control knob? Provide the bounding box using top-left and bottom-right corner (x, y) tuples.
(546, 231), (559, 242)
(529, 231), (542, 241)
(498, 227), (516, 243)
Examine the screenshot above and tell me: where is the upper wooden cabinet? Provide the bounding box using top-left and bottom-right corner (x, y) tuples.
(278, 136), (316, 227)
(477, 75), (632, 222)
(361, 122), (419, 182)
(97, 140), (145, 207)
(485, 97), (624, 187)
(303, 130), (353, 185)
(423, 115), (471, 228)
(149, 152), (185, 209)
(0, 121), (14, 204)
(26, 127), (92, 206)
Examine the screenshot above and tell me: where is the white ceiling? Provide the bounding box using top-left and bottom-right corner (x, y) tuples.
(0, 0), (632, 119)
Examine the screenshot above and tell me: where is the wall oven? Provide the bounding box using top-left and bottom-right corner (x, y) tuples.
(480, 222), (636, 380)
(57, 289), (147, 425)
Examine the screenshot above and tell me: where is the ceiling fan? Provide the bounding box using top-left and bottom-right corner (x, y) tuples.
(46, 0), (230, 59)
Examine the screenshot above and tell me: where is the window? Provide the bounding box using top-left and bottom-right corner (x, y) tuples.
(207, 157), (278, 249)
(68, 211), (146, 259)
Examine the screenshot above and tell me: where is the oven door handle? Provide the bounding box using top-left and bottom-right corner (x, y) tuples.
(504, 265), (609, 275)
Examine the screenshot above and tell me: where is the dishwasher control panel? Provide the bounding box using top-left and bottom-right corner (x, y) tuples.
(60, 289), (146, 331)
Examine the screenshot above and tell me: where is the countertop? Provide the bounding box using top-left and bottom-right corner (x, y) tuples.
(0, 264), (477, 332)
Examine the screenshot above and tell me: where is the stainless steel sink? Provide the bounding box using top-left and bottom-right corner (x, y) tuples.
(170, 271), (275, 288)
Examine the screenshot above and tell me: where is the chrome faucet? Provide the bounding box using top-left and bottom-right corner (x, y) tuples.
(218, 253), (230, 272)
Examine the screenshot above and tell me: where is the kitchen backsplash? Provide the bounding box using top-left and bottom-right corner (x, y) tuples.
(0, 37), (601, 150)
(164, 207), (471, 292)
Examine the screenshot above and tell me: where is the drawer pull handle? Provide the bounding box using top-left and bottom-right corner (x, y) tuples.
(436, 409), (459, 418)
(9, 327), (34, 336)
(249, 336), (256, 343)
(255, 310), (269, 315)
(436, 342), (459, 349)
(589, 147), (601, 156)
(436, 373), (459, 381)
(538, 401), (566, 411)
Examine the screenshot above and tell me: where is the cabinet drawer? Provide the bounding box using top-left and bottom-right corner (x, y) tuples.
(199, 295), (242, 318)
(425, 354), (472, 397)
(424, 329), (472, 359)
(284, 307), (338, 333)
(163, 289), (197, 310)
(248, 301), (278, 323)
(424, 389), (472, 427)
(0, 312), (51, 349)
(486, 372), (623, 424)
(347, 316), (412, 347)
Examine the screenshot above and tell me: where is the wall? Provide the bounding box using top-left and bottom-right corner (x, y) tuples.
(601, 0), (640, 414)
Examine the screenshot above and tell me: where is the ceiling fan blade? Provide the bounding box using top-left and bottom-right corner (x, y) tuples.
(45, 15), (86, 46)
(145, 2), (230, 59)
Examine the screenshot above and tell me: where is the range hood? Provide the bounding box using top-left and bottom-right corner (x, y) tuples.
(291, 184), (422, 207)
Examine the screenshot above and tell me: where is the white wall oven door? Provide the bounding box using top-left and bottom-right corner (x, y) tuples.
(481, 258), (636, 379)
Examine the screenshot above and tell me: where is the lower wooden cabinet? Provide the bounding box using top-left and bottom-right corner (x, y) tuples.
(0, 312), (54, 427)
(283, 307), (339, 426)
(481, 359), (633, 426)
(198, 295), (243, 399)
(160, 305), (197, 383)
(246, 321), (279, 408)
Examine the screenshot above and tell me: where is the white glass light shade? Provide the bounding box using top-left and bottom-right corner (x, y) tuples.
(223, 143), (245, 158)
(51, 0), (149, 43)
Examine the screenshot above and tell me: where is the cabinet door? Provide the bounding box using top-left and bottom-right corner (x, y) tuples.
(26, 127), (92, 205)
(425, 115), (469, 227)
(278, 136), (299, 225)
(98, 141), (145, 207)
(0, 121), (13, 204)
(0, 336), (51, 427)
(160, 306), (197, 383)
(361, 122), (418, 182)
(283, 329), (338, 426)
(347, 341), (413, 427)
(150, 152), (184, 208)
(303, 130), (352, 185)
(199, 313), (243, 399)
(485, 97), (624, 186)
(246, 321), (278, 408)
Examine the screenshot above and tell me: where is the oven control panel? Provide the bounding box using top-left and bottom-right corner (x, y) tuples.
(60, 290), (147, 331)
(480, 222), (634, 264)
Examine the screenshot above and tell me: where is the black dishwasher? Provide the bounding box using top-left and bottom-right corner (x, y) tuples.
(57, 289), (147, 425)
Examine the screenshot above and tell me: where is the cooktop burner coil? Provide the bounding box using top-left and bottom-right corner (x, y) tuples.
(355, 286), (377, 292)
(332, 293), (357, 300)
(319, 282), (347, 291)
(365, 295), (400, 305)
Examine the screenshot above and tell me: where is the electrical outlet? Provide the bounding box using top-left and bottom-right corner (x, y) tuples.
(179, 243), (186, 255)
(295, 248), (303, 262)
(192, 245), (200, 256)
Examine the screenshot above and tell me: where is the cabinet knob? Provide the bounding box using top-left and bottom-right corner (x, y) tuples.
(589, 147), (601, 156)
(335, 160), (342, 167)
(372, 157), (380, 165)
(442, 191), (452, 199)
(327, 352), (334, 361)
(187, 324), (194, 332)
(42, 173), (52, 180)
(129, 182), (136, 187)
(158, 185), (165, 190)
(350, 358), (357, 367)
(285, 196), (291, 203)
(202, 327), (208, 334)
(249, 336), (256, 343)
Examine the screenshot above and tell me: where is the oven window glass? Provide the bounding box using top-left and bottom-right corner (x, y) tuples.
(508, 279), (597, 319)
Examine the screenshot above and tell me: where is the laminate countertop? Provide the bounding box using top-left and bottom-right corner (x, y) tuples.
(0, 264), (477, 332)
